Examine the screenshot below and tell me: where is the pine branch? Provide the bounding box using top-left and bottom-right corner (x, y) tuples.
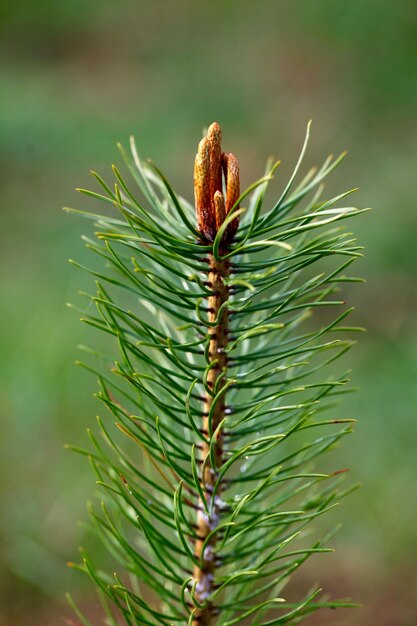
(192, 124), (239, 625)
(66, 121), (366, 626)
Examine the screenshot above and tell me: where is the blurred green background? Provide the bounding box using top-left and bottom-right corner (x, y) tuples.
(1, 1), (416, 624)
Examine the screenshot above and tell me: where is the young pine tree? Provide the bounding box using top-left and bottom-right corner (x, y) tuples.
(66, 122), (366, 625)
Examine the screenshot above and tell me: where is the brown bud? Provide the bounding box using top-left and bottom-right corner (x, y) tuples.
(213, 190), (226, 232)
(222, 152), (240, 238)
(207, 122), (223, 214)
(194, 124), (240, 243)
(194, 137), (214, 240)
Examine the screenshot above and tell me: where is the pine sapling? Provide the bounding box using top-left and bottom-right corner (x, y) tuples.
(66, 121), (366, 626)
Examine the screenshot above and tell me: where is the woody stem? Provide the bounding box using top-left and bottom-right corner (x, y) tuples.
(192, 252), (229, 626)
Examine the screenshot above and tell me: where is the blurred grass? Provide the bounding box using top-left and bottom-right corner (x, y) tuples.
(1, 1), (417, 623)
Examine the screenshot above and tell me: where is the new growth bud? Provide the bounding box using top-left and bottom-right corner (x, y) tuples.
(222, 152), (240, 240)
(213, 191), (226, 231)
(194, 137), (213, 240)
(207, 122), (223, 207)
(194, 123), (240, 243)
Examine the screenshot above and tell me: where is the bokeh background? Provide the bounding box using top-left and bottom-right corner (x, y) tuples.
(1, 1), (417, 624)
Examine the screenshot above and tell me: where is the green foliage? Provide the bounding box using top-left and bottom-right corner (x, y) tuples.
(67, 123), (365, 625)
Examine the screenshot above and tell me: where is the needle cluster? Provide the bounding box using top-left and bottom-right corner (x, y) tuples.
(66, 121), (365, 626)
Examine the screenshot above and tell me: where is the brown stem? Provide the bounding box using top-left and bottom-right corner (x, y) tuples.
(192, 253), (229, 626)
